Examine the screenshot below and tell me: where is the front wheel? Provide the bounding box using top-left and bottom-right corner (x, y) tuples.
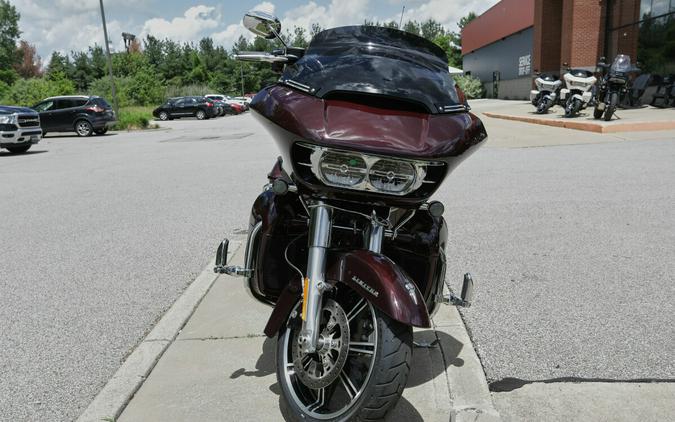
(6, 145), (31, 154)
(277, 291), (412, 422)
(536, 98), (551, 114)
(604, 92), (618, 121)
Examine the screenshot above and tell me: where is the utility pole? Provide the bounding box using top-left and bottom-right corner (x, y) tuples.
(99, 0), (119, 117)
(240, 64), (244, 96)
(399, 6), (405, 29)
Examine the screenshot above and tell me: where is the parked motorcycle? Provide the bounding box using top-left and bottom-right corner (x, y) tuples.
(560, 64), (597, 118)
(214, 11), (486, 421)
(594, 55), (634, 121)
(530, 73), (562, 114)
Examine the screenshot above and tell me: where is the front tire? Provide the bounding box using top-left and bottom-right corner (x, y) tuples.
(158, 111), (169, 121)
(604, 92), (618, 121)
(277, 293), (412, 422)
(6, 145), (31, 154)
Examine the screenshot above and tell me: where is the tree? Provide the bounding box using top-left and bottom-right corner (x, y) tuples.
(403, 21), (421, 36)
(71, 51), (93, 91)
(89, 45), (107, 80)
(0, 0), (21, 69)
(448, 12), (477, 68)
(46, 52), (73, 80)
(14, 40), (42, 78)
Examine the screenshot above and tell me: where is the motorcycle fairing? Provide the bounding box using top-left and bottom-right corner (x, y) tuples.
(325, 250), (431, 328)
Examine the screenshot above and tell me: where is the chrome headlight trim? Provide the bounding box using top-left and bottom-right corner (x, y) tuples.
(301, 143), (443, 196)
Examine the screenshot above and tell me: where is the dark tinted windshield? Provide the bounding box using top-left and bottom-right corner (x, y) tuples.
(281, 26), (464, 114)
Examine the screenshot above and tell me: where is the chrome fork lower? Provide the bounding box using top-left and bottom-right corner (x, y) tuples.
(298, 201), (333, 354)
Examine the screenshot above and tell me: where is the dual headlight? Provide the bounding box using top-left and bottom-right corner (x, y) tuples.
(304, 144), (441, 196)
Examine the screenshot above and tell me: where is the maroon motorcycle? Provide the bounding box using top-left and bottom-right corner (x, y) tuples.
(214, 11), (487, 421)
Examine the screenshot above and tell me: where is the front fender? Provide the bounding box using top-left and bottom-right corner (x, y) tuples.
(263, 249), (432, 338)
(326, 250), (431, 328)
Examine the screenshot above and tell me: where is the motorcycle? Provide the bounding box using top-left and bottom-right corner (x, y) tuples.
(530, 73), (562, 114)
(560, 64), (597, 118)
(214, 11), (487, 421)
(594, 55), (634, 121)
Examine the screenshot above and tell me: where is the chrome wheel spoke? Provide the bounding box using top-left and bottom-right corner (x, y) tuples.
(338, 370), (358, 400)
(349, 341), (375, 355)
(346, 298), (367, 322)
(308, 387), (326, 412)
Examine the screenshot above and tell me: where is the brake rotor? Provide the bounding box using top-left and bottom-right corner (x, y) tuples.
(292, 299), (350, 389)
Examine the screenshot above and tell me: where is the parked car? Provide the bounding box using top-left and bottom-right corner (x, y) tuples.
(214, 100), (239, 115)
(0, 105), (42, 153)
(153, 96), (217, 121)
(234, 96), (253, 105)
(206, 94), (249, 111)
(228, 102), (245, 114)
(32, 95), (116, 137)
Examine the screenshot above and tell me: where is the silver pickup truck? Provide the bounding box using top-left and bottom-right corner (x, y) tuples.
(0, 105), (42, 154)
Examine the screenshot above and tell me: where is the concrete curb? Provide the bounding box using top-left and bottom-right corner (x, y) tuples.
(76, 240), (243, 422)
(433, 305), (502, 422)
(483, 111), (675, 133)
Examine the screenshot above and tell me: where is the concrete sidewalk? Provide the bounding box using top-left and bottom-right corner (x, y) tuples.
(481, 101), (675, 133)
(116, 245), (500, 422)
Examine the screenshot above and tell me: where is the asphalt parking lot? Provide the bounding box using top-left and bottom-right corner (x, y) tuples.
(1, 108), (674, 421)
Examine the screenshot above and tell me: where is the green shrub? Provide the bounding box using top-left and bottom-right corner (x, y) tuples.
(126, 68), (165, 106)
(165, 84), (211, 99)
(113, 106), (156, 130)
(454, 74), (484, 99)
(1, 74), (75, 106)
(89, 76), (131, 107)
(89, 69), (165, 107)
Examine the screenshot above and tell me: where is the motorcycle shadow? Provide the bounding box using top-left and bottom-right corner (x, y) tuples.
(229, 330), (463, 421)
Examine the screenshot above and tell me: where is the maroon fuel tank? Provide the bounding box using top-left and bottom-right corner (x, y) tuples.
(250, 85), (487, 206)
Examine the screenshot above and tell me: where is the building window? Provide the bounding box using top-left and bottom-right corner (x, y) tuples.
(606, 0), (675, 74)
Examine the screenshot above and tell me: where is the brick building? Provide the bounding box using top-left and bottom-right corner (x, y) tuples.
(462, 0), (675, 99)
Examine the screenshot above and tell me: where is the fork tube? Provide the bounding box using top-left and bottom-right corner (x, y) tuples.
(298, 201), (332, 353)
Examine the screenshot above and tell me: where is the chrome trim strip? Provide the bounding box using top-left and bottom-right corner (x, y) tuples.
(245, 221), (264, 300)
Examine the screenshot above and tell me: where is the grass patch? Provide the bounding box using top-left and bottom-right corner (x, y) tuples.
(112, 106), (158, 131)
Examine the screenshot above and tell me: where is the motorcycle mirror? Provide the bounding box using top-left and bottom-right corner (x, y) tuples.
(243, 10), (282, 40)
(562, 62), (569, 67)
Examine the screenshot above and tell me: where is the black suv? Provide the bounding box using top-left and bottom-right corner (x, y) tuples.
(152, 96), (217, 121)
(32, 96), (116, 137)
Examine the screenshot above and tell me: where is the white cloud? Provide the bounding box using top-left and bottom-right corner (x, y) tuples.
(140, 5), (220, 43)
(10, 0), (499, 63)
(386, 0), (495, 32)
(281, 0), (371, 34)
(211, 2), (276, 47)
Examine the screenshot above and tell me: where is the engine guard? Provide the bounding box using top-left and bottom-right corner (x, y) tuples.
(263, 249), (431, 337)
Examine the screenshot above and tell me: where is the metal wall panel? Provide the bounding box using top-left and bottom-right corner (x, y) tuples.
(462, 27), (534, 83)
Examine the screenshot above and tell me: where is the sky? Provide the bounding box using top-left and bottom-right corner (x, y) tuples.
(10, 0), (498, 61)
